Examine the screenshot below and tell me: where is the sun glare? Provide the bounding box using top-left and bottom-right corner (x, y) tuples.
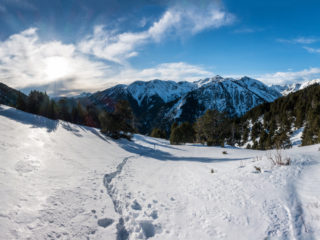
(44, 56), (71, 80)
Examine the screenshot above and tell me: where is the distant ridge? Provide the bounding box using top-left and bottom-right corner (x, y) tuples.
(82, 76), (281, 133)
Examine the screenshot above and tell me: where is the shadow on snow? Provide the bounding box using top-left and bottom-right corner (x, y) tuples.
(118, 138), (249, 163)
(0, 106), (58, 132)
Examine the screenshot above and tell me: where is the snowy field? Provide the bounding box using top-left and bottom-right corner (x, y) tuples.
(0, 105), (320, 240)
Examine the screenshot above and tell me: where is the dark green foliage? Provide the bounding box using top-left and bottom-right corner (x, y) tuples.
(238, 84), (320, 148)
(150, 128), (167, 139)
(16, 92), (27, 111)
(170, 126), (184, 145)
(48, 100), (58, 120)
(27, 91), (48, 115)
(71, 102), (86, 124)
(195, 109), (229, 146)
(57, 98), (71, 122)
(0, 82), (26, 107)
(99, 100), (134, 139)
(83, 104), (100, 128)
(169, 121), (195, 145)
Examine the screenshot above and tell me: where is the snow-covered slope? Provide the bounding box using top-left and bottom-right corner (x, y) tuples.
(0, 105), (129, 239)
(271, 79), (320, 96)
(1, 105), (320, 240)
(163, 76), (281, 124)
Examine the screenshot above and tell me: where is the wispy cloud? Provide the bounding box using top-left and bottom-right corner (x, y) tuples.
(233, 27), (263, 34)
(277, 37), (318, 44)
(303, 46), (320, 53)
(259, 67), (320, 85)
(112, 62), (213, 83)
(1, 0), (36, 11)
(78, 1), (234, 64)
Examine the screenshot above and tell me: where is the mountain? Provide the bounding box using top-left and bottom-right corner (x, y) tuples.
(236, 83), (320, 149)
(271, 79), (320, 95)
(84, 76), (281, 134)
(0, 82), (26, 107)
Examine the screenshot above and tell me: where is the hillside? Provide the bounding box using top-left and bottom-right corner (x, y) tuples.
(0, 82), (26, 107)
(1, 105), (320, 239)
(236, 84), (320, 149)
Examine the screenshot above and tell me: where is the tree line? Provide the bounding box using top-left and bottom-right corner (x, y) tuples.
(12, 84), (320, 147)
(15, 90), (135, 139)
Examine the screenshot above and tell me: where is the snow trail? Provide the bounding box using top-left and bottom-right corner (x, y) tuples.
(294, 155), (320, 239)
(103, 156), (135, 240)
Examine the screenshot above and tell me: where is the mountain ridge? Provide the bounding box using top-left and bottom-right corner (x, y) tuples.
(86, 75), (282, 133)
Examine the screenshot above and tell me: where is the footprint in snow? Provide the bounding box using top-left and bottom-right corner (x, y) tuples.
(131, 200), (142, 211)
(97, 218), (114, 228)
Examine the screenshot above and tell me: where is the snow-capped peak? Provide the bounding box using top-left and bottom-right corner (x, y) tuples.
(271, 79), (320, 96)
(126, 79), (195, 105)
(195, 75), (225, 87)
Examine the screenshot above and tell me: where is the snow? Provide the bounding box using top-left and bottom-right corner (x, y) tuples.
(290, 127), (304, 146)
(126, 80), (195, 105)
(1, 105), (320, 239)
(271, 79), (320, 96)
(100, 76), (281, 118)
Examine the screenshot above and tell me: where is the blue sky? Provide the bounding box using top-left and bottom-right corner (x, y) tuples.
(0, 0), (320, 95)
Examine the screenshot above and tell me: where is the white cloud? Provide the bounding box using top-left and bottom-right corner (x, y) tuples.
(0, 1), (233, 95)
(78, 1), (234, 64)
(277, 37), (318, 44)
(294, 37), (318, 44)
(78, 25), (149, 64)
(259, 68), (320, 85)
(0, 28), (111, 96)
(0, 28), (215, 96)
(303, 46), (320, 54)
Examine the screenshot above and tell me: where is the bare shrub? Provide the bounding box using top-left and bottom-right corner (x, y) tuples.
(211, 169), (214, 174)
(267, 149), (291, 166)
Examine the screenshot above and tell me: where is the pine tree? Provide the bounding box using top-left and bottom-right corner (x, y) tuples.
(150, 128), (166, 139)
(195, 109), (227, 146)
(170, 127), (184, 145)
(48, 100), (58, 120)
(16, 92), (26, 111)
(99, 100), (134, 139)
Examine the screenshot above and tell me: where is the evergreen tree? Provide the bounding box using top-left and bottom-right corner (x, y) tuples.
(48, 100), (58, 120)
(195, 109), (228, 146)
(150, 128), (166, 139)
(99, 100), (134, 139)
(58, 98), (71, 122)
(16, 92), (26, 111)
(170, 126), (184, 145)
